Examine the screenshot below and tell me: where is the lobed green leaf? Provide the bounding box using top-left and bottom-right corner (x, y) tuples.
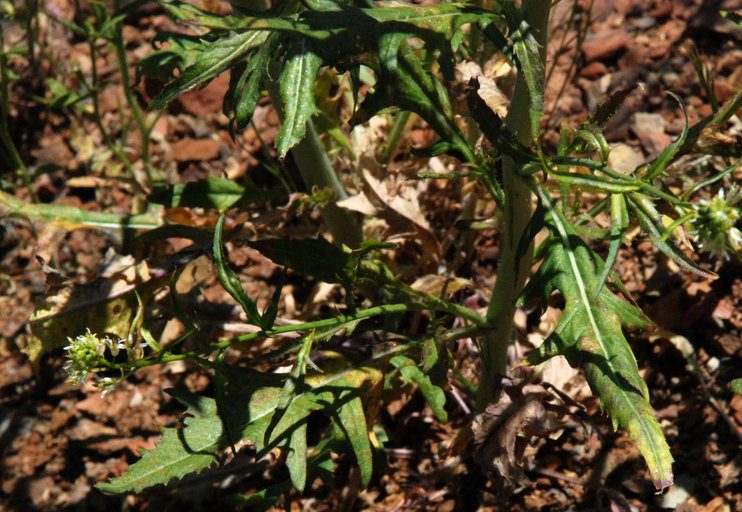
(524, 187), (674, 490)
(97, 390), (228, 493)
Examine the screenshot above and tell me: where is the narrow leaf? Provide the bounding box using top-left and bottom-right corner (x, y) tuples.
(548, 169), (641, 193)
(594, 193), (628, 296)
(213, 214), (262, 324)
(276, 39), (322, 157)
(150, 30), (269, 110)
(504, 3), (544, 138)
(335, 394), (374, 487)
(0, 189), (161, 231)
(643, 93), (688, 181)
(627, 193), (717, 279)
(225, 33), (279, 132)
(149, 177), (273, 212)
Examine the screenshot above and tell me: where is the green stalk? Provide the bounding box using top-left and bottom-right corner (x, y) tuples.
(128, 302), (435, 368)
(377, 110), (411, 165)
(266, 76), (363, 248)
(111, 0), (161, 186)
(290, 119), (363, 248)
(0, 19), (34, 197)
(477, 0), (550, 410)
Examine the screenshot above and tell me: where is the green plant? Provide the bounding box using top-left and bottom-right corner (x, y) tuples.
(39, 0), (165, 190)
(6, 0), (742, 507)
(0, 0), (35, 193)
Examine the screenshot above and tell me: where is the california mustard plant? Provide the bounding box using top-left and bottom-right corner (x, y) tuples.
(6, 0), (742, 505)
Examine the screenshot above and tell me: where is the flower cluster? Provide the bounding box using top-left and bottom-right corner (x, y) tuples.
(689, 187), (742, 260)
(63, 329), (127, 396)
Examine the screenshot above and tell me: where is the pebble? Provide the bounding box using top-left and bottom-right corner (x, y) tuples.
(582, 28), (630, 62)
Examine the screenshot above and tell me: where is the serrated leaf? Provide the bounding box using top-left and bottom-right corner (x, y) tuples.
(137, 32), (208, 82)
(149, 177), (273, 212)
(97, 390), (223, 493)
(149, 30), (269, 110)
(100, 372), (283, 493)
(144, 1), (497, 161)
(99, 351), (383, 494)
(224, 33), (278, 132)
(731, 378), (742, 396)
(589, 83), (638, 128)
(355, 39), (474, 161)
(276, 39), (322, 157)
(525, 188), (674, 490)
(505, 4), (544, 138)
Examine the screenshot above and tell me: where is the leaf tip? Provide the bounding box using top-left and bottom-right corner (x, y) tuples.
(652, 472), (674, 492)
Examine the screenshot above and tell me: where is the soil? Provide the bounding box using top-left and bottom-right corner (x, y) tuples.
(2, 0), (742, 511)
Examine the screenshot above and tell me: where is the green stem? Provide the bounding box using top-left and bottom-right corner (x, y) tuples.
(377, 110), (411, 165)
(123, 300), (491, 371)
(291, 119), (363, 247)
(0, 21), (34, 197)
(477, 0), (550, 410)
(267, 75), (363, 248)
(75, 1), (146, 197)
(111, 0), (159, 186)
(129, 302), (432, 368)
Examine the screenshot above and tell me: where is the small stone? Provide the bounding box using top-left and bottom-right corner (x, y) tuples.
(580, 61), (609, 79)
(170, 138), (222, 162)
(633, 16), (656, 30)
(631, 112), (672, 154)
(607, 142), (644, 174)
(582, 28), (630, 62)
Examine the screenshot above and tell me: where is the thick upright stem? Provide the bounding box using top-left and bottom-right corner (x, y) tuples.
(477, 0), (550, 410)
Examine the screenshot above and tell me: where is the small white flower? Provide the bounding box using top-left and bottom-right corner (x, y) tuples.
(689, 187), (742, 260)
(95, 376), (118, 397)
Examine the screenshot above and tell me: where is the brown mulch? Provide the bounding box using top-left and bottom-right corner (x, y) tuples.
(2, 0), (742, 510)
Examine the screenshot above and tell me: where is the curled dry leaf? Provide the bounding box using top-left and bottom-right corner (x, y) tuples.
(338, 152), (441, 270)
(473, 384), (570, 491)
(410, 274), (475, 299)
(455, 61), (510, 118)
